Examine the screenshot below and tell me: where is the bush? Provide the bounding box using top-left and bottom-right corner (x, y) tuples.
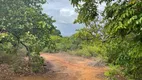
(68, 43), (107, 58)
(104, 65), (125, 80)
(0, 52), (30, 75)
(42, 47), (57, 53)
(12, 57), (31, 74)
(10, 54), (45, 74)
(0, 51), (45, 75)
(106, 40), (142, 79)
(30, 55), (44, 73)
(0, 53), (17, 65)
(68, 47), (97, 58)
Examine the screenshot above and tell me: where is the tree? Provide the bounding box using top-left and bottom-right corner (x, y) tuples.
(70, 0), (142, 79)
(0, 0), (57, 56)
(71, 0), (142, 37)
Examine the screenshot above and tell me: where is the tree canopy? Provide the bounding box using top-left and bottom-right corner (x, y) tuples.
(70, 0), (142, 79)
(0, 0), (58, 56)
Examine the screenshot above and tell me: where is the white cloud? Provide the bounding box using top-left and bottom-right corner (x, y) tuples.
(42, 0), (83, 36)
(60, 8), (75, 17)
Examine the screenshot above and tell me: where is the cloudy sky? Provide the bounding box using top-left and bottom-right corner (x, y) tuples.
(42, 0), (84, 36)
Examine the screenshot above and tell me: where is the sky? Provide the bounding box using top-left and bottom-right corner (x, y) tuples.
(42, 0), (106, 36)
(42, 0), (84, 36)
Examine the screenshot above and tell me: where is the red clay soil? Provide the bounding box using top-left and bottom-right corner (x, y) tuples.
(16, 53), (107, 80)
(41, 53), (107, 80)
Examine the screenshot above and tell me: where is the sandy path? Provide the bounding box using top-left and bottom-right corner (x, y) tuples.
(41, 53), (107, 80)
(15, 53), (107, 80)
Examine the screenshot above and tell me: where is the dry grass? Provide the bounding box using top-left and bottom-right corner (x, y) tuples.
(0, 64), (14, 80)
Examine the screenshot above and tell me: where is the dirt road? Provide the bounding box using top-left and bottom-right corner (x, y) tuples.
(16, 53), (107, 80)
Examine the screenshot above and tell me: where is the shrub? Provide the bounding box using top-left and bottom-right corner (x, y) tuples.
(12, 57), (31, 74)
(0, 50), (45, 75)
(104, 65), (124, 80)
(68, 43), (107, 58)
(30, 54), (44, 73)
(106, 40), (142, 79)
(68, 47), (97, 58)
(0, 53), (17, 65)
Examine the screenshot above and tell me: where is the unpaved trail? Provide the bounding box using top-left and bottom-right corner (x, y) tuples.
(16, 53), (107, 80)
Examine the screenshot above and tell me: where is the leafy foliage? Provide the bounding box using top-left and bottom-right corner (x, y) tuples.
(47, 27), (105, 59)
(70, 0), (98, 24)
(0, 0), (57, 56)
(0, 0), (60, 74)
(70, 0), (142, 79)
(30, 55), (44, 73)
